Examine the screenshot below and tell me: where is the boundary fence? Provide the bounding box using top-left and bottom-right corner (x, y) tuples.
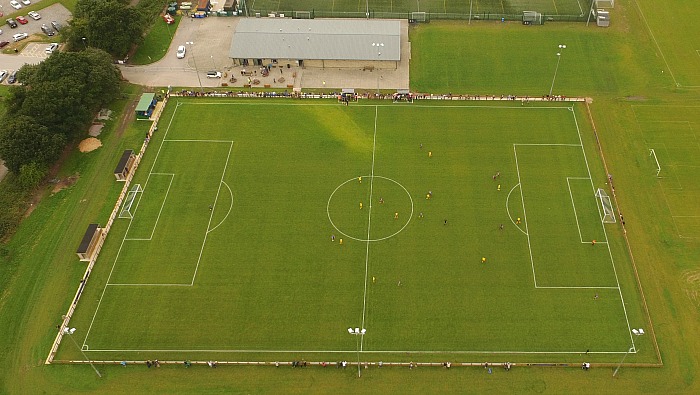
(45, 96), (169, 365)
(241, 9), (590, 23)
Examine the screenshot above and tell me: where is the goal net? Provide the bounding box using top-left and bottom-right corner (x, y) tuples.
(595, 188), (616, 223)
(410, 12), (427, 23)
(119, 184), (143, 219)
(596, 0), (615, 9)
(294, 10), (312, 19)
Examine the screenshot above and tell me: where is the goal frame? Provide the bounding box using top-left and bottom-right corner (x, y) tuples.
(595, 188), (616, 223)
(119, 184), (143, 219)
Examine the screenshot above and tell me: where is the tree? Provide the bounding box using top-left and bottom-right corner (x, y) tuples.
(68, 0), (144, 58)
(0, 116), (66, 174)
(7, 49), (121, 140)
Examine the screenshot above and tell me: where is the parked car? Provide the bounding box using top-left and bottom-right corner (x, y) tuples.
(51, 21), (62, 31)
(41, 24), (55, 36)
(9, 1), (22, 10)
(206, 71), (222, 78)
(12, 32), (27, 42)
(8, 70), (17, 84)
(21, 0), (32, 5)
(16, 16), (28, 25)
(27, 11), (41, 20)
(45, 43), (58, 54)
(0, 41), (9, 49)
(0, 70), (7, 83)
(6, 19), (18, 29)
(176, 45), (186, 59)
(0, 29), (3, 35)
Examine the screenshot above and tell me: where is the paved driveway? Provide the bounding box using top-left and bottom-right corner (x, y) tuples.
(120, 16), (241, 88)
(120, 16), (410, 90)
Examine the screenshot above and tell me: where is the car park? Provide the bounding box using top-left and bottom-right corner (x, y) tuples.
(6, 18), (18, 28)
(0, 70), (8, 83)
(51, 21), (62, 31)
(45, 43), (58, 54)
(41, 24), (55, 36)
(176, 45), (186, 59)
(0, 41), (9, 48)
(16, 16), (28, 25)
(28, 11), (41, 20)
(8, 70), (17, 84)
(206, 71), (222, 78)
(10, 1), (22, 10)
(12, 32), (27, 41)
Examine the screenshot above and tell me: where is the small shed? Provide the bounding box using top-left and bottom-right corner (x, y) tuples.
(114, 150), (136, 181)
(197, 0), (211, 11)
(135, 93), (157, 120)
(596, 9), (610, 27)
(393, 89), (413, 102)
(76, 224), (103, 262)
(223, 0), (237, 12)
(339, 88), (357, 102)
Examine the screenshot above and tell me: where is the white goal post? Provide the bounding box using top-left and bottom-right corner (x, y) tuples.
(595, 188), (616, 223)
(649, 149), (661, 177)
(119, 184), (143, 219)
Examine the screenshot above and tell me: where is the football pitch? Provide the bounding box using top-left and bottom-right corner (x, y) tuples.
(65, 98), (652, 363)
(246, 0), (589, 16)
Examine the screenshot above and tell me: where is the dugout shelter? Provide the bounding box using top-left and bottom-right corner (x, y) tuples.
(339, 88), (358, 102)
(76, 224), (103, 262)
(229, 18), (401, 70)
(114, 150), (136, 181)
(135, 93), (157, 120)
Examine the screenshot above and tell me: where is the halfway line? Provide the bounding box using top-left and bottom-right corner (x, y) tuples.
(360, 106), (379, 351)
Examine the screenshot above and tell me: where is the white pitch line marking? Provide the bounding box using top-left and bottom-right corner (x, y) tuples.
(360, 106), (379, 352)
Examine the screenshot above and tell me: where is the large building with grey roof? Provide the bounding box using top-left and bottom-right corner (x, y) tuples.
(229, 18), (401, 70)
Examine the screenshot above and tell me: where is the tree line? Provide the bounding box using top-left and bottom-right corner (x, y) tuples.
(0, 49), (121, 182)
(0, 0), (167, 238)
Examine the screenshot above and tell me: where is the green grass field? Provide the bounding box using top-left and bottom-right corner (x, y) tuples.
(4, 0), (700, 393)
(247, 0), (588, 16)
(131, 15), (182, 65)
(59, 99), (653, 364)
(632, 105), (700, 239)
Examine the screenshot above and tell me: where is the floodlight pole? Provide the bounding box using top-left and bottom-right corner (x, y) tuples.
(348, 327), (366, 378)
(549, 44), (566, 97)
(64, 328), (102, 378)
(186, 41), (205, 93)
(613, 346), (635, 377)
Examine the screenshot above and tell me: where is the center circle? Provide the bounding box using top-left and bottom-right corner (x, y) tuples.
(327, 175), (413, 242)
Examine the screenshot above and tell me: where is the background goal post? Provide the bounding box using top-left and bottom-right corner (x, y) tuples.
(294, 10), (313, 19)
(119, 184), (143, 219)
(595, 188), (616, 223)
(649, 149), (661, 177)
(410, 12), (427, 23)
